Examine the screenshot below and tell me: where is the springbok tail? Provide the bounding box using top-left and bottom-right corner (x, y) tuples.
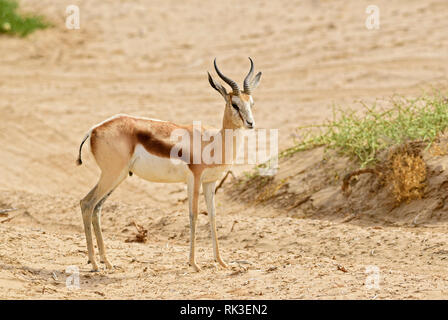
(76, 132), (90, 166)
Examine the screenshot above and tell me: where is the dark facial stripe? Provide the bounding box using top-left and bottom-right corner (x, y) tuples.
(236, 108), (245, 124)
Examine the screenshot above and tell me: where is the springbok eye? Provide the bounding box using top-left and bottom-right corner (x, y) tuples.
(232, 103), (239, 111)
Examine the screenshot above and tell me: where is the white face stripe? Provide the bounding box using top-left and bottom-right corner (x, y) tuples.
(231, 96), (241, 104)
(231, 95), (254, 106)
(230, 95), (255, 128)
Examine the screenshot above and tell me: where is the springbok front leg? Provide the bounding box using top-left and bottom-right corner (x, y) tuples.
(203, 181), (228, 268)
(187, 173), (201, 272)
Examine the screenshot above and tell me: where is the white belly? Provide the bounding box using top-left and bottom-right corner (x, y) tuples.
(130, 144), (189, 183)
(201, 166), (230, 183)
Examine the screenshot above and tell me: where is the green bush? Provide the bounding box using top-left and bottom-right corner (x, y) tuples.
(0, 0), (48, 37)
(281, 93), (448, 167)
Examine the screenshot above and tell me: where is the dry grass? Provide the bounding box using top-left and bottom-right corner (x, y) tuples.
(125, 221), (148, 243)
(254, 178), (289, 204)
(384, 145), (427, 203)
(429, 143), (448, 156)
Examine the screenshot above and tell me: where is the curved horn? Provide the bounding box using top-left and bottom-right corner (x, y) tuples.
(243, 57), (254, 94)
(214, 58), (240, 95)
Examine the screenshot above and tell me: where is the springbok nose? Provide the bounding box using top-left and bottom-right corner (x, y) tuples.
(246, 120), (254, 128)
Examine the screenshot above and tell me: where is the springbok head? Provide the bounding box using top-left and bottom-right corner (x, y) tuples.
(208, 58), (262, 129)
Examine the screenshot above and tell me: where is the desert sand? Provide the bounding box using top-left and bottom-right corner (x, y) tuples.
(1, 0), (448, 299)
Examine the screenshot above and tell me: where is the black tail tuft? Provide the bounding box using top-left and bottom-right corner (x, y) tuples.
(76, 133), (89, 166)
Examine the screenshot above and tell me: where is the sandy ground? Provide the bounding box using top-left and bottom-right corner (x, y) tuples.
(1, 0), (448, 299)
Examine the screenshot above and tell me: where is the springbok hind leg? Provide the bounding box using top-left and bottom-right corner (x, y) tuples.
(80, 185), (99, 271)
(80, 170), (127, 271)
(92, 190), (114, 270)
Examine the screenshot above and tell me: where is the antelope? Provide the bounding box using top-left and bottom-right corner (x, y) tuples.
(77, 58), (262, 272)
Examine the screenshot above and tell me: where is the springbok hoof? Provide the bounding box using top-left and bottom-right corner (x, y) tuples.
(100, 259), (114, 270)
(88, 260), (99, 272)
(190, 262), (201, 272)
(218, 259), (228, 269)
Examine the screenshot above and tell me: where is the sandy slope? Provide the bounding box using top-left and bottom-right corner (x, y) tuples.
(1, 0), (448, 299)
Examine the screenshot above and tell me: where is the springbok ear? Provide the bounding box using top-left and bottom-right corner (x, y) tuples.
(250, 72), (262, 90)
(208, 72), (227, 99)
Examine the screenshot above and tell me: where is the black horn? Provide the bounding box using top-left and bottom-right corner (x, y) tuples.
(243, 57), (254, 94)
(214, 58), (240, 95)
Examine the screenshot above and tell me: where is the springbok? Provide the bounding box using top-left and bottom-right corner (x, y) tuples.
(77, 58), (262, 272)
